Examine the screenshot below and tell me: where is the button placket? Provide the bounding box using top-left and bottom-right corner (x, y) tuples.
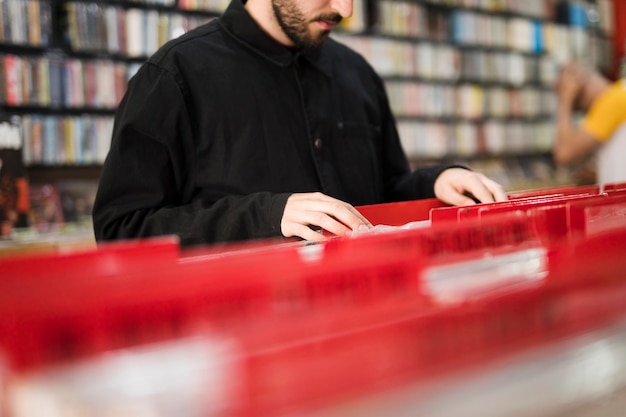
(314, 137), (323, 150)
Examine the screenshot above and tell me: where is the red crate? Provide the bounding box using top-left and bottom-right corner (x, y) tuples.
(3, 187), (626, 417)
(355, 184), (603, 228)
(0, 235), (181, 280)
(231, 225), (626, 416)
(2, 230), (626, 417)
(507, 184), (600, 200)
(603, 181), (626, 193)
(0, 234), (430, 371)
(430, 193), (597, 225)
(0, 199), (559, 373)
(356, 197), (448, 226)
(146, 227), (626, 415)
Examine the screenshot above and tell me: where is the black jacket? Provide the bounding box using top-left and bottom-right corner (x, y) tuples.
(93, 0), (453, 247)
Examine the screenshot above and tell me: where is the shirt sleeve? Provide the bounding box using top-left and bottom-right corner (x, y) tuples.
(92, 63), (290, 247)
(581, 80), (626, 143)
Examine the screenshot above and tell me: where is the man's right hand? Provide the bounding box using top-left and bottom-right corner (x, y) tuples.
(281, 192), (373, 241)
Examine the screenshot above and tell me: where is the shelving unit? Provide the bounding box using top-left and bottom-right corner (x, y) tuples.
(0, 0), (619, 226)
(333, 0), (615, 189)
(0, 0), (219, 176)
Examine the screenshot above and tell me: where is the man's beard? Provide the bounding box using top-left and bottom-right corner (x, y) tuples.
(272, 0), (342, 48)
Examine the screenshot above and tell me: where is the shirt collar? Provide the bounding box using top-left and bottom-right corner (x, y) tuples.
(219, 0), (332, 77)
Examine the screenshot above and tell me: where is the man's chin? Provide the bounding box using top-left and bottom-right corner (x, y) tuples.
(309, 31), (331, 48)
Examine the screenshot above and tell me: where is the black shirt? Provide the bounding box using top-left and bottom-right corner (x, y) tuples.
(93, 0), (453, 247)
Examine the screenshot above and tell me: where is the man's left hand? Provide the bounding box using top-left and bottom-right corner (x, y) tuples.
(434, 168), (508, 206)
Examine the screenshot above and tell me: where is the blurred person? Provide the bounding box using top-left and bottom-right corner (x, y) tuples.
(93, 0), (507, 247)
(554, 62), (626, 186)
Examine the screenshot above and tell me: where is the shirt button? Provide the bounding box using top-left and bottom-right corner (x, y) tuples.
(314, 137), (323, 149)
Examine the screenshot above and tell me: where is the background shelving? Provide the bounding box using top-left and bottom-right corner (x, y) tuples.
(333, 0), (615, 189)
(0, 0), (620, 233)
(0, 0), (220, 184)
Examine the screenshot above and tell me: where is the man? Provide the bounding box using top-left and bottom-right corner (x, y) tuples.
(93, 0), (507, 247)
(554, 62), (626, 186)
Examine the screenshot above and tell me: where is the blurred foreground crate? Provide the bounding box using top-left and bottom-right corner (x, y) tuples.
(1, 183), (626, 416)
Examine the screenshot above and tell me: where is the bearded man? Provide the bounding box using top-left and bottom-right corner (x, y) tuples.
(93, 0), (507, 247)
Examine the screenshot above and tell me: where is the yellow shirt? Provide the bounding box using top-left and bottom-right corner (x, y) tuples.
(582, 79), (626, 143)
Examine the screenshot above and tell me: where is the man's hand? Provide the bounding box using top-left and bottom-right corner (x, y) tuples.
(434, 168), (508, 206)
(281, 192), (373, 241)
